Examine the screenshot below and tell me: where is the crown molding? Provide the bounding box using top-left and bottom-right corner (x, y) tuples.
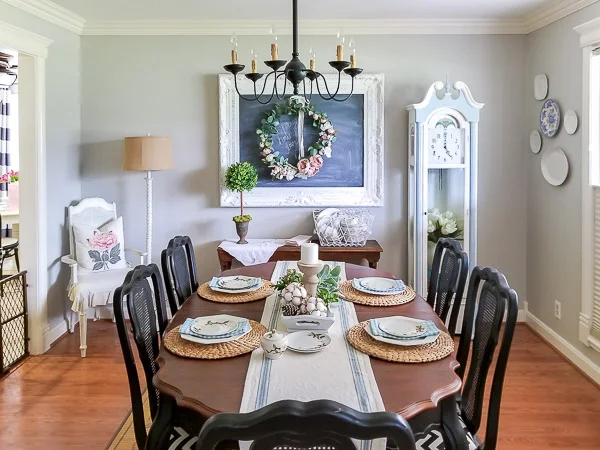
(1, 0), (85, 34)
(82, 18), (526, 36)
(522, 0), (599, 34)
(0, 19), (53, 56)
(2, 0), (599, 36)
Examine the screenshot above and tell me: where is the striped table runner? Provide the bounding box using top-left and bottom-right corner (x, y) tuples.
(240, 261), (385, 450)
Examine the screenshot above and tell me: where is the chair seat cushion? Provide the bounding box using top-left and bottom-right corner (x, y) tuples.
(168, 426), (198, 450)
(67, 268), (130, 313)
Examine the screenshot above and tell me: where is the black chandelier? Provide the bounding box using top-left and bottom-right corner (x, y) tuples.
(223, 0), (363, 104)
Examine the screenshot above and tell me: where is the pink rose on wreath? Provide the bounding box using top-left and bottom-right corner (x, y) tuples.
(88, 231), (118, 251)
(262, 148), (271, 156)
(327, 128), (335, 134)
(306, 166), (319, 177)
(297, 158), (311, 175)
(309, 155), (323, 169)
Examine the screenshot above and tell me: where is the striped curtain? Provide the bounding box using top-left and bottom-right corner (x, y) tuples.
(0, 88), (11, 206)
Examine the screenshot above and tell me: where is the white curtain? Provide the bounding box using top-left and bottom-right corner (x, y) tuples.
(0, 88), (11, 207)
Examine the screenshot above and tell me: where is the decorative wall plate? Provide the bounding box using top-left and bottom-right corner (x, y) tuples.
(540, 99), (561, 138)
(529, 130), (542, 154)
(534, 74), (548, 100)
(541, 147), (569, 186)
(564, 110), (578, 135)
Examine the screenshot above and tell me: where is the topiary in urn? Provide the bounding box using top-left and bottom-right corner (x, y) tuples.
(225, 162), (258, 244)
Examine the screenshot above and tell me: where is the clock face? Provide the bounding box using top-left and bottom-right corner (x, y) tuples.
(428, 117), (464, 164)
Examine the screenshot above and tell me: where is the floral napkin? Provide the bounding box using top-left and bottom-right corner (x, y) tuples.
(368, 319), (440, 341)
(179, 318), (250, 339)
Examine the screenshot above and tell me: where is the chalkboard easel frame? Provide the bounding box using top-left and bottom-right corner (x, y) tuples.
(219, 73), (384, 207)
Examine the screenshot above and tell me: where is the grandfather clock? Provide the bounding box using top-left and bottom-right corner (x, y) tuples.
(407, 80), (484, 297)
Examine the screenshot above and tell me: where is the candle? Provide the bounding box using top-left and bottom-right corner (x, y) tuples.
(310, 59), (315, 71)
(336, 45), (343, 62)
(300, 243), (319, 265)
(231, 49), (238, 64)
(251, 49), (257, 73)
(309, 48), (316, 71)
(271, 43), (279, 60)
(350, 53), (356, 68)
(230, 32), (238, 64)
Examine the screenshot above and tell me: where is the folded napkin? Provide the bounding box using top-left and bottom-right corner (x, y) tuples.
(285, 235), (313, 246)
(208, 277), (261, 290)
(368, 319), (440, 340)
(179, 318), (250, 339)
(352, 278), (406, 293)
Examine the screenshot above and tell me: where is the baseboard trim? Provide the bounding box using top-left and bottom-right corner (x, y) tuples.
(43, 320), (68, 349)
(526, 309), (600, 385)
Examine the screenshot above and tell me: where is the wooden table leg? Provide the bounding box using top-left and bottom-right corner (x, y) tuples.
(146, 394), (175, 450)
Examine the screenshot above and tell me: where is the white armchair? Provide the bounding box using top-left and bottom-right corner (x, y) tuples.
(61, 197), (147, 357)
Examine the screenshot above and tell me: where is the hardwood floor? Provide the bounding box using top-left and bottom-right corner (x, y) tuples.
(0, 322), (599, 449)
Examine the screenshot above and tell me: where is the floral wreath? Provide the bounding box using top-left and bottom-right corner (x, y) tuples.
(257, 96), (337, 181)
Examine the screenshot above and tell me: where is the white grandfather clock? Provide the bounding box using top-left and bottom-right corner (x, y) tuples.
(407, 80), (484, 296)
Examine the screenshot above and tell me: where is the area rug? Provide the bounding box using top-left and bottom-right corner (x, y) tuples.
(106, 392), (151, 450)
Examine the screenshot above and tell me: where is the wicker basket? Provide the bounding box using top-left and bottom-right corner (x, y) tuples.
(313, 209), (374, 247)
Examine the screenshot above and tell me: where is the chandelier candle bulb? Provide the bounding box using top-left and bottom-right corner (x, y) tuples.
(300, 243), (319, 265)
(310, 59), (315, 71)
(231, 49), (238, 64)
(336, 44), (343, 62)
(271, 43), (279, 60)
(350, 53), (356, 68)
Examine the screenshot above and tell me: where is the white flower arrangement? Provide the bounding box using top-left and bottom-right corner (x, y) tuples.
(428, 209), (462, 243)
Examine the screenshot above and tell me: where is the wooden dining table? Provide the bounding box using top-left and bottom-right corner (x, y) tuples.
(147, 262), (467, 449)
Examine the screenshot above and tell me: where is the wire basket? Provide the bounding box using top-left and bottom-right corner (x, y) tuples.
(313, 209), (374, 247)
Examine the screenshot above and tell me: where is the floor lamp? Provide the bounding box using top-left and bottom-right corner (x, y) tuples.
(123, 136), (174, 263)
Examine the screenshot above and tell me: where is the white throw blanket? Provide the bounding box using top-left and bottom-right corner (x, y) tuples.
(218, 239), (286, 266)
(240, 261), (385, 450)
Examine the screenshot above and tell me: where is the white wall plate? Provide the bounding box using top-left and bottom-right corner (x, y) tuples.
(530, 130), (542, 153)
(564, 110), (578, 134)
(534, 74), (548, 100)
(541, 147), (569, 186)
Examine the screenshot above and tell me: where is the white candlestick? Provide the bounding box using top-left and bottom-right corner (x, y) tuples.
(300, 243), (319, 265)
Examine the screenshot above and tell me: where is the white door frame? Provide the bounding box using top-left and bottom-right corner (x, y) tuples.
(0, 21), (51, 355)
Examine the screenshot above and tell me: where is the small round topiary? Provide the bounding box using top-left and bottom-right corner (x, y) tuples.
(225, 162), (258, 219)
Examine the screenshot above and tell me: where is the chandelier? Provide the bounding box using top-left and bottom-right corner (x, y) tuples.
(223, 0), (363, 104)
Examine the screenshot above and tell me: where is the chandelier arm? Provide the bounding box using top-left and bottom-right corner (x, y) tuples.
(328, 76), (355, 102)
(313, 71), (343, 100)
(252, 76), (279, 105)
(274, 71), (289, 100)
(233, 74), (270, 102)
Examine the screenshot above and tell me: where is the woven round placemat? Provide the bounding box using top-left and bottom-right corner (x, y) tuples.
(339, 281), (416, 306)
(164, 320), (267, 359)
(346, 321), (454, 363)
(197, 281), (274, 303)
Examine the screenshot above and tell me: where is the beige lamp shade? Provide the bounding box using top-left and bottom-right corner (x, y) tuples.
(123, 136), (174, 171)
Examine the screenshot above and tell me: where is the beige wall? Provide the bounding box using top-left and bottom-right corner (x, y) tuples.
(80, 34), (528, 304)
(0, 3), (81, 334)
(526, 3), (600, 366)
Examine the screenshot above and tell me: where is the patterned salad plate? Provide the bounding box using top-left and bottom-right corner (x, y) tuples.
(208, 276), (262, 293)
(190, 314), (244, 336)
(353, 277), (406, 296)
(377, 317), (428, 339)
(540, 99), (561, 138)
(287, 331), (332, 353)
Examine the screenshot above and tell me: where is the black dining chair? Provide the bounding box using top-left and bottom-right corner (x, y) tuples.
(195, 399), (417, 450)
(113, 264), (198, 450)
(426, 238), (468, 339)
(415, 266), (519, 450)
(161, 236), (199, 316)
(0, 213), (19, 280)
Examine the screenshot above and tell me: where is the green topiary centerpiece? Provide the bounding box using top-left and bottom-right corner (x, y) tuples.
(225, 162), (258, 244)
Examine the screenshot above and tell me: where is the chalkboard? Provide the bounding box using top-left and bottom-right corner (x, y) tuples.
(239, 95), (365, 188)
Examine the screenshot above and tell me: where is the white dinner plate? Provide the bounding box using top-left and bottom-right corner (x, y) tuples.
(529, 130), (542, 154)
(208, 280), (263, 294)
(534, 74), (548, 100)
(190, 314), (244, 336)
(180, 328), (251, 345)
(564, 110), (578, 135)
(216, 276), (259, 290)
(357, 277), (405, 293)
(541, 147), (569, 186)
(365, 324), (440, 347)
(287, 331), (332, 353)
(377, 316), (428, 339)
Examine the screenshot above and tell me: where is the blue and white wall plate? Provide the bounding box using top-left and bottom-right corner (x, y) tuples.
(540, 99), (561, 138)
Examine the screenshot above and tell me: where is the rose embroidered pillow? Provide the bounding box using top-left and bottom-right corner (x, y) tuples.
(73, 216), (127, 272)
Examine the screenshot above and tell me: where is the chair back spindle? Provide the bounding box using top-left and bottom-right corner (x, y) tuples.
(161, 236), (199, 315)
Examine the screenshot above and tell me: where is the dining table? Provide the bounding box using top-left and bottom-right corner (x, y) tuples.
(147, 262), (467, 449)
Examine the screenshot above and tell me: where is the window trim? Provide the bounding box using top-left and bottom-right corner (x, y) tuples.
(575, 17), (600, 351)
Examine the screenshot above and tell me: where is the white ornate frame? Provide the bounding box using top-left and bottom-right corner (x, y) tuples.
(219, 73), (384, 207)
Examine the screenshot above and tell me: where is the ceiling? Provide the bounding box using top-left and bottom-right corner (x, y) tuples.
(51, 0), (557, 22)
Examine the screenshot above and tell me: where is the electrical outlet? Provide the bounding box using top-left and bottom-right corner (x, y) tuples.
(554, 300), (562, 320)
